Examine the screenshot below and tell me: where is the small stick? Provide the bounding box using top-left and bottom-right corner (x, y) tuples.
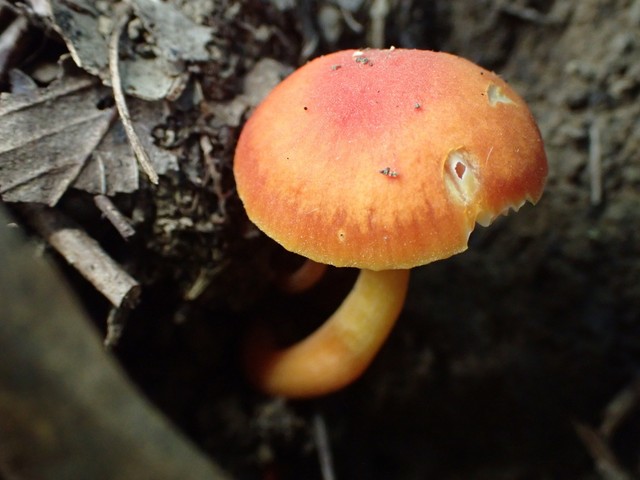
(369, 0), (389, 48)
(94, 194), (136, 239)
(313, 413), (336, 480)
(600, 377), (640, 439)
(200, 135), (232, 222)
(573, 421), (632, 480)
(104, 305), (129, 349)
(588, 119), (603, 206)
(183, 263), (228, 301)
(21, 204), (140, 308)
(498, 2), (550, 24)
(108, 5), (159, 185)
(0, 14), (28, 74)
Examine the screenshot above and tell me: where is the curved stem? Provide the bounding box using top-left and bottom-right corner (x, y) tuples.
(277, 259), (328, 294)
(244, 269), (410, 398)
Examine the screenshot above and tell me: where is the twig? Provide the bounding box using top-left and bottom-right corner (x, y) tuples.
(104, 304), (129, 349)
(20, 203), (140, 308)
(200, 135), (232, 223)
(340, 6), (363, 34)
(183, 262), (228, 301)
(369, 0), (389, 48)
(94, 194), (136, 239)
(588, 119), (603, 206)
(574, 421), (632, 480)
(0, 14), (28, 75)
(298, 0), (319, 61)
(600, 377), (640, 439)
(497, 1), (551, 24)
(313, 413), (336, 480)
(108, 5), (159, 185)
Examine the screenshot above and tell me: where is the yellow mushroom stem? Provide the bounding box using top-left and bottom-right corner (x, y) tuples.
(244, 268), (410, 398)
(277, 259), (328, 294)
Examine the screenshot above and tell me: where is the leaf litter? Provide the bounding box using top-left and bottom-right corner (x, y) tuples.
(0, 0), (288, 313)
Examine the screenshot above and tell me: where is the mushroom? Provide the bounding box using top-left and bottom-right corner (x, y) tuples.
(277, 259), (328, 294)
(234, 48), (547, 398)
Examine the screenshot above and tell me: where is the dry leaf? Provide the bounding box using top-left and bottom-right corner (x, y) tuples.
(73, 97), (178, 195)
(210, 58), (292, 127)
(46, 0), (218, 101)
(131, 0), (219, 63)
(48, 0), (109, 77)
(0, 74), (114, 205)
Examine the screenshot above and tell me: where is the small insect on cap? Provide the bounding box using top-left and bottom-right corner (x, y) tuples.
(234, 49), (547, 270)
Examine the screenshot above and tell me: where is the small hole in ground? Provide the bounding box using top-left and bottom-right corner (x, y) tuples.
(455, 162), (466, 179)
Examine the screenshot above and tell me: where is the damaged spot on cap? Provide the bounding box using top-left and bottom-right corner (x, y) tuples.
(476, 198), (528, 227)
(444, 149), (480, 205)
(487, 84), (516, 107)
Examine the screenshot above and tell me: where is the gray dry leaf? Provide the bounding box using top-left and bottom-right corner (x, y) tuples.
(0, 70), (178, 203)
(74, 97), (178, 196)
(131, 0), (219, 63)
(0, 75), (114, 206)
(211, 58), (293, 127)
(48, 0), (218, 101)
(49, 0), (109, 78)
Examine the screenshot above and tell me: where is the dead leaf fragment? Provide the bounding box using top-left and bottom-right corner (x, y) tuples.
(0, 75), (114, 205)
(73, 98), (178, 195)
(131, 0), (218, 62)
(210, 58), (293, 127)
(45, 0), (219, 101)
(49, 0), (110, 78)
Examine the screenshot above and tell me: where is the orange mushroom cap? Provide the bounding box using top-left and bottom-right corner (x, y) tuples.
(234, 48), (547, 270)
